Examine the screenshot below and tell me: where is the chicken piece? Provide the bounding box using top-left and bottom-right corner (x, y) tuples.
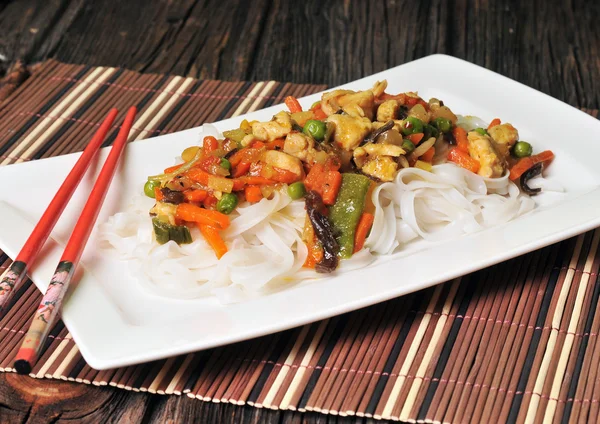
(371, 80), (388, 98)
(467, 131), (505, 178)
(361, 156), (398, 182)
(353, 143), (405, 169)
(488, 123), (519, 158)
(261, 150), (304, 177)
(362, 143), (405, 157)
(252, 111), (292, 141)
(326, 114), (372, 151)
(320, 85), (381, 120)
(372, 120), (404, 132)
(376, 100), (399, 122)
(283, 132), (329, 165)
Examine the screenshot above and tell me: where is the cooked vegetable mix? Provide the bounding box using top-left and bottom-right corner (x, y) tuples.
(144, 80), (555, 272)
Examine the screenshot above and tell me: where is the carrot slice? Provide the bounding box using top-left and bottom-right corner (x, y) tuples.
(353, 213), (374, 253)
(239, 176), (277, 186)
(487, 118), (501, 130)
(203, 136), (219, 153)
(244, 185), (263, 203)
(285, 96), (303, 113)
(447, 148), (480, 174)
(266, 138), (285, 150)
(408, 133), (425, 145)
(261, 165), (301, 184)
(163, 163), (184, 174)
(421, 146), (435, 162)
(452, 127), (469, 152)
(311, 104), (327, 120)
(304, 163), (342, 205)
(232, 161), (251, 178)
(509, 150), (554, 181)
(154, 187), (164, 202)
(176, 203), (230, 229)
(198, 224), (228, 259)
(184, 189), (208, 203)
(531, 150), (555, 165)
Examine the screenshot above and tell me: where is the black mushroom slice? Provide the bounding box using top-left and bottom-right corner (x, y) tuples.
(160, 187), (185, 204)
(520, 162), (543, 196)
(305, 190), (339, 273)
(224, 147), (239, 159)
(361, 120), (395, 146)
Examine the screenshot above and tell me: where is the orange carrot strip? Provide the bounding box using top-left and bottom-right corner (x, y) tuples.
(164, 163), (184, 174)
(509, 150), (554, 181)
(203, 136), (219, 153)
(154, 187), (164, 202)
(232, 161), (251, 178)
(408, 133), (425, 145)
(240, 176), (277, 186)
(447, 148), (481, 174)
(353, 213), (374, 253)
(312, 104), (327, 120)
(262, 166), (301, 184)
(228, 149), (247, 167)
(184, 189), (208, 203)
(304, 163), (342, 205)
(198, 155), (221, 172)
(285, 96), (303, 113)
(452, 127), (469, 152)
(244, 185), (263, 203)
(266, 138), (285, 150)
(198, 224), (228, 259)
(421, 146), (435, 162)
(487, 118), (501, 130)
(176, 202), (230, 230)
(185, 168), (210, 185)
(531, 150), (555, 165)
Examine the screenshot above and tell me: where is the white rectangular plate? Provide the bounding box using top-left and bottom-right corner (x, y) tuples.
(1, 54), (599, 370)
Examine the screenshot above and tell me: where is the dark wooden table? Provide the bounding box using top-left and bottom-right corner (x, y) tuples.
(0, 0), (598, 422)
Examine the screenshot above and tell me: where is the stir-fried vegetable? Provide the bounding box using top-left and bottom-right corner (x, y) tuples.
(329, 173), (371, 258)
(512, 141), (533, 158)
(152, 218), (192, 245)
(143, 79), (557, 272)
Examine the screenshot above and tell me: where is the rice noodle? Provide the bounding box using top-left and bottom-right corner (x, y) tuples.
(98, 118), (545, 303)
(365, 164), (535, 254)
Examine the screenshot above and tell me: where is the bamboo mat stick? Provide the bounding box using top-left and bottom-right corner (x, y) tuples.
(543, 230), (600, 421)
(522, 235), (585, 423)
(378, 284), (443, 419)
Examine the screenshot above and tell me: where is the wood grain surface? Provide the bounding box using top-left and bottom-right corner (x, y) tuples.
(0, 0), (598, 422)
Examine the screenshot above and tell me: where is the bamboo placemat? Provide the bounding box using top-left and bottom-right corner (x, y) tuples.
(0, 60), (599, 423)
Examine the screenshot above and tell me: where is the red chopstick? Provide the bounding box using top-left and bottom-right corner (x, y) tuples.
(14, 106), (137, 374)
(0, 108), (118, 315)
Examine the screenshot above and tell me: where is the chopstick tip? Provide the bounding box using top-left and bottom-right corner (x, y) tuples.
(14, 359), (32, 375)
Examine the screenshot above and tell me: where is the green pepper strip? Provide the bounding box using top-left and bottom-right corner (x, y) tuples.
(329, 173), (372, 259)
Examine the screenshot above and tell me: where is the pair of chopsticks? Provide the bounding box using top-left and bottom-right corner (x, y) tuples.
(0, 106), (137, 374)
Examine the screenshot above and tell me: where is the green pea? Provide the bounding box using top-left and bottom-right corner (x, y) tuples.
(220, 158), (231, 170)
(303, 119), (327, 141)
(512, 141), (533, 158)
(401, 116), (424, 135)
(401, 139), (415, 154)
(433, 117), (452, 133)
(423, 124), (439, 140)
(287, 182), (306, 200)
(144, 180), (160, 198)
(216, 193), (238, 214)
(474, 127), (489, 136)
